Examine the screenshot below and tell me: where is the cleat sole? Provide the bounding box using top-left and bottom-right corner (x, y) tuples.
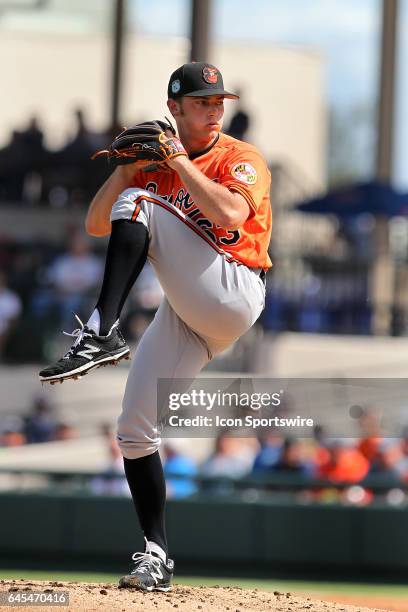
(39, 348), (131, 385)
(118, 575), (172, 592)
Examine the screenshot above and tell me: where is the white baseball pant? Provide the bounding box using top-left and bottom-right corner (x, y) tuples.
(110, 188), (266, 459)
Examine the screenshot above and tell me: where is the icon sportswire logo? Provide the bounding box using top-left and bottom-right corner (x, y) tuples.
(77, 344), (100, 360)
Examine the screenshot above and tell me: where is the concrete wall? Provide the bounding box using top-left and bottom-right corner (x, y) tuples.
(1, 492), (408, 578)
(255, 331), (408, 378)
(3, 31), (326, 188)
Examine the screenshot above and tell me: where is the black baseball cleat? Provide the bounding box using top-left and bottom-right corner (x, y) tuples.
(118, 549), (174, 592)
(39, 315), (130, 384)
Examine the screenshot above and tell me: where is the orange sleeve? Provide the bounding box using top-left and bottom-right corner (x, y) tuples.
(218, 149), (271, 219)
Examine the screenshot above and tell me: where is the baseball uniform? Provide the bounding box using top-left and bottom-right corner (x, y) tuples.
(110, 132), (272, 458)
(39, 61), (273, 591)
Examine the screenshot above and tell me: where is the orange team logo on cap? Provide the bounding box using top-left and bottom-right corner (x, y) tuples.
(202, 66), (218, 84)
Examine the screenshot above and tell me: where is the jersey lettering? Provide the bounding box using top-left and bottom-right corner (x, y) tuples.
(196, 218), (216, 243)
(146, 182), (158, 193)
(186, 208), (202, 221)
(131, 133), (272, 269)
(174, 188), (195, 212)
(220, 229), (240, 246)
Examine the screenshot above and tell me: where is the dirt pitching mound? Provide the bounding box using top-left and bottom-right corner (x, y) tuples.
(0, 579), (387, 612)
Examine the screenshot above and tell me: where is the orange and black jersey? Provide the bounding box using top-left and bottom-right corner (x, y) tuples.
(130, 132), (272, 269)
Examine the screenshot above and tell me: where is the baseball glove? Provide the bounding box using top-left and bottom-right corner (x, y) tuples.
(92, 118), (187, 171)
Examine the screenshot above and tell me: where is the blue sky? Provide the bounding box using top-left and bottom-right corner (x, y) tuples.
(130, 0), (408, 188)
(130, 0), (380, 107)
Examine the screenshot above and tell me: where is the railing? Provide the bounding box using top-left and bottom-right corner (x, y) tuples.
(0, 468), (406, 497)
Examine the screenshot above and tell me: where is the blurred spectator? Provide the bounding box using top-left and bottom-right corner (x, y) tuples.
(162, 442), (198, 499)
(274, 438), (316, 477)
(124, 262), (164, 341)
(226, 110), (250, 141)
(53, 422), (77, 441)
(311, 425), (331, 469)
(1, 396), (77, 447)
(367, 442), (400, 480)
(101, 421), (122, 467)
(0, 117), (47, 203)
(0, 131), (21, 200)
(89, 423), (129, 496)
(1, 430), (26, 447)
(225, 90), (251, 141)
(0, 111), (112, 207)
(394, 431), (408, 481)
(357, 406), (383, 462)
(131, 263), (163, 310)
(252, 430), (284, 472)
(49, 108), (107, 206)
(0, 271), (22, 358)
(64, 108), (105, 153)
(6, 241), (46, 305)
(0, 416), (26, 447)
(318, 440), (369, 483)
(201, 432), (256, 478)
(31, 234), (103, 327)
(19, 117), (44, 152)
(23, 395), (58, 444)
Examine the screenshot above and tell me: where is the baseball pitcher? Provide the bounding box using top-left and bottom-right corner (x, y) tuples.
(39, 62), (272, 591)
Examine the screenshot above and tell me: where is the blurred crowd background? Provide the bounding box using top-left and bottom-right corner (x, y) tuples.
(3, 394), (408, 507)
(2, 0), (408, 515)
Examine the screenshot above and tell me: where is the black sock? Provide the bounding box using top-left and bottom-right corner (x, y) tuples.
(95, 219), (149, 335)
(123, 452), (168, 558)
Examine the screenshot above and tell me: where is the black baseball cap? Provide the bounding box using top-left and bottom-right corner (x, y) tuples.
(168, 62), (239, 100)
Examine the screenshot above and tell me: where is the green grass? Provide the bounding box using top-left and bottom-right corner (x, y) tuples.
(0, 570), (118, 584)
(1, 570), (408, 598)
(180, 577), (408, 597)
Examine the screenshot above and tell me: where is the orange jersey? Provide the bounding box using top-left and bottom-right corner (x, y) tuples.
(130, 133), (272, 269)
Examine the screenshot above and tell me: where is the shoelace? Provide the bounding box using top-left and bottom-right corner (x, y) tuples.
(130, 538), (162, 575)
(62, 314), (93, 359)
(130, 552), (161, 575)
